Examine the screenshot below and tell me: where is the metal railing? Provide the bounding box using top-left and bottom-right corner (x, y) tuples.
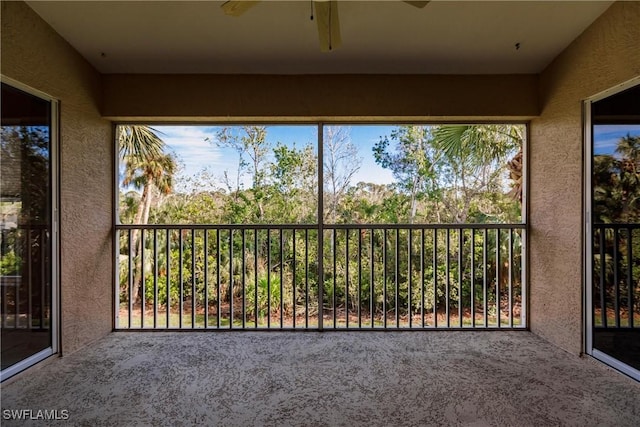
(115, 223), (526, 330)
(0, 227), (51, 330)
(593, 224), (640, 329)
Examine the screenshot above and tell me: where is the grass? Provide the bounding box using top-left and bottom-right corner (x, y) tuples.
(117, 307), (523, 329)
(594, 308), (640, 327)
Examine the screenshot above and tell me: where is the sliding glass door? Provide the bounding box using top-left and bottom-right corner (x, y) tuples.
(0, 80), (57, 381)
(587, 80), (640, 380)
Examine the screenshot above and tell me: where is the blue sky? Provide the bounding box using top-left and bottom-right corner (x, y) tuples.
(156, 124), (395, 192)
(593, 124), (640, 155)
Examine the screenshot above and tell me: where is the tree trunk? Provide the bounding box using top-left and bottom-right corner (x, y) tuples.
(131, 185), (153, 305)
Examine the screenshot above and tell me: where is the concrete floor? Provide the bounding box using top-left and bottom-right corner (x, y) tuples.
(1, 331), (639, 426)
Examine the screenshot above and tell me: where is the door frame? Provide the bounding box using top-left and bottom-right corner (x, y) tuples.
(0, 75), (59, 382)
(583, 76), (640, 381)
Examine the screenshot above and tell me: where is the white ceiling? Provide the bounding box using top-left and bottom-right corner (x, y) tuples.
(26, 1), (613, 74)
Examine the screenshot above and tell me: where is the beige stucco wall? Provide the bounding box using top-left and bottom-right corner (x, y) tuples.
(529, 1), (640, 354)
(1, 1), (113, 355)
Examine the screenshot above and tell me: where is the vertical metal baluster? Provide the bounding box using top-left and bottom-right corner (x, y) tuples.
(154, 229), (158, 328)
(192, 228), (196, 329)
(2, 232), (5, 328)
(21, 229), (27, 327)
(217, 229), (221, 328)
(345, 229), (349, 329)
(230, 229), (234, 329)
(2, 268), (6, 328)
(496, 229), (501, 328)
(333, 228), (337, 328)
(395, 228), (400, 328)
(614, 228), (620, 328)
(446, 229), (450, 328)
(305, 229), (309, 329)
(433, 229), (438, 328)
(2, 231), (8, 327)
(279, 228), (284, 329)
(421, 228), (425, 328)
(166, 229), (170, 328)
(141, 229), (145, 328)
(40, 228), (46, 329)
(242, 229), (246, 329)
(15, 230), (21, 327)
(409, 228), (413, 328)
(599, 228), (606, 327)
(27, 230), (32, 329)
(292, 229), (296, 329)
(470, 229), (475, 328)
(204, 229), (209, 328)
(508, 228), (513, 328)
(179, 229), (183, 328)
(628, 228), (634, 328)
(2, 232), (8, 327)
(520, 227), (527, 328)
(483, 229), (488, 327)
(358, 228), (363, 328)
(128, 229), (133, 328)
(458, 229), (463, 328)
(267, 229), (271, 329)
(317, 124), (324, 331)
(370, 230), (374, 329)
(254, 230), (259, 329)
(383, 229), (387, 328)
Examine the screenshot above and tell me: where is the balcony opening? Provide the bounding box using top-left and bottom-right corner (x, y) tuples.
(115, 123), (526, 330)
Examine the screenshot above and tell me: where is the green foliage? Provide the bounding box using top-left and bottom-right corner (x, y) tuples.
(245, 274), (286, 317)
(593, 135), (640, 223)
(592, 135), (640, 316)
(0, 250), (20, 276)
(117, 125), (526, 319)
(373, 125), (522, 223)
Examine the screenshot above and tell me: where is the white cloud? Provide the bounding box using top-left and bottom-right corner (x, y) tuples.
(156, 125), (223, 173)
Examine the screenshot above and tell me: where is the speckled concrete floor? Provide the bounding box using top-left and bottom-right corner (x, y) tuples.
(1, 331), (639, 426)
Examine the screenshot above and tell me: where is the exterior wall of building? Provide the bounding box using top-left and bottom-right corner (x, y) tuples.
(1, 1), (113, 355)
(529, 1), (640, 354)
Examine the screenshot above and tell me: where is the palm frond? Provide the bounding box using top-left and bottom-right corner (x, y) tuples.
(432, 125), (469, 158)
(118, 125), (166, 161)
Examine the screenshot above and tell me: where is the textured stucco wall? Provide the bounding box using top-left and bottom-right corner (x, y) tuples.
(1, 1), (113, 355)
(529, 1), (640, 354)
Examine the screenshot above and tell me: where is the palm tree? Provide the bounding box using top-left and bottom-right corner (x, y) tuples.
(433, 124), (524, 202)
(118, 125), (174, 306)
(118, 125), (165, 162)
(123, 152), (176, 305)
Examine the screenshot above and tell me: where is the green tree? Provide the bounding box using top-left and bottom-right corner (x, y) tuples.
(373, 126), (438, 223)
(119, 124), (176, 305)
(593, 135), (640, 223)
(268, 142), (317, 223)
(215, 126), (270, 221)
(118, 125), (165, 162)
(373, 125), (521, 224)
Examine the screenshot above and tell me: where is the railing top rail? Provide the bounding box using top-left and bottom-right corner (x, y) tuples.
(326, 223), (525, 230)
(115, 223), (526, 230)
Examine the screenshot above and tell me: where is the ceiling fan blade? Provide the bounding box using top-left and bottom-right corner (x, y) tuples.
(221, 1), (260, 17)
(315, 1), (341, 52)
(403, 1), (430, 8)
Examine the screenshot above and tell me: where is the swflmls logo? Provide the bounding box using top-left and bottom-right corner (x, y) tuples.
(2, 409), (69, 421)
